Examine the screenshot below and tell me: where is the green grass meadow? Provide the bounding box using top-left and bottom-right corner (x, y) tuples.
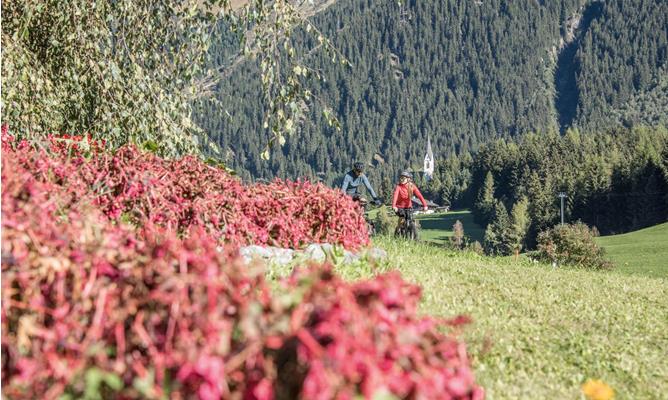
(333, 212), (668, 398)
(595, 222), (668, 279)
(336, 237), (668, 399)
(417, 209), (485, 245)
(367, 208), (485, 245)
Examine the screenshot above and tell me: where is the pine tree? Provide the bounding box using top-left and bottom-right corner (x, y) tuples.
(483, 201), (513, 256)
(526, 171), (556, 247)
(509, 196), (531, 254)
(427, 174), (443, 203)
(474, 171), (496, 225)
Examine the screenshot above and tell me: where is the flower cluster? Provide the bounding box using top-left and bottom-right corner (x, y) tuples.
(2, 127), (482, 399)
(278, 268), (484, 400)
(3, 129), (368, 250)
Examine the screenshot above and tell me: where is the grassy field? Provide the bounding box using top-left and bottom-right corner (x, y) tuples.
(415, 210), (666, 280)
(595, 222), (668, 279)
(336, 238), (668, 399)
(417, 209), (485, 245)
(367, 208), (485, 245)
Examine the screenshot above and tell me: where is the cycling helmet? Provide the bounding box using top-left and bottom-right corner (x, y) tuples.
(400, 170), (413, 179)
(353, 161), (364, 171)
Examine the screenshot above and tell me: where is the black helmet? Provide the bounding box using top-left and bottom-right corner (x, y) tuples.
(353, 161), (364, 171)
(400, 170), (413, 179)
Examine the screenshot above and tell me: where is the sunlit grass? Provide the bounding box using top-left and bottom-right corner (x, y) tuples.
(596, 222), (668, 279)
(334, 236), (668, 399)
(417, 209), (485, 245)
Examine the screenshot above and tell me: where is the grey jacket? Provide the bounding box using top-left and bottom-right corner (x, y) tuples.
(341, 171), (378, 199)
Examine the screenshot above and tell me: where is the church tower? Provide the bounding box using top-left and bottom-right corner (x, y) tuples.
(423, 136), (434, 180)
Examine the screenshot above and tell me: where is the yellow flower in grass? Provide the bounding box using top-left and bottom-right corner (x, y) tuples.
(582, 379), (614, 400)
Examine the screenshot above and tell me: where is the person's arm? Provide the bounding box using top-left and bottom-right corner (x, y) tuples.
(413, 186), (428, 210)
(341, 174), (351, 193)
(392, 186), (400, 211)
(362, 175), (378, 199)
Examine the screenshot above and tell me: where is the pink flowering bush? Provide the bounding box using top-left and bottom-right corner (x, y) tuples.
(273, 268), (484, 400)
(2, 128), (368, 250)
(1, 127), (483, 399)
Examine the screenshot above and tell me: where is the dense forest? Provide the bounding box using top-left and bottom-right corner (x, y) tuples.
(196, 0), (667, 192)
(420, 126), (668, 251)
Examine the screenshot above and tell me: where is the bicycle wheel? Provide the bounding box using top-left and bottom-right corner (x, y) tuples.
(409, 222), (419, 241)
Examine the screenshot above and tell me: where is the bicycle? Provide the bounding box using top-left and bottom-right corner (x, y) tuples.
(394, 208), (419, 240)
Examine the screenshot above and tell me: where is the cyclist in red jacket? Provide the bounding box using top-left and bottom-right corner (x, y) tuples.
(392, 170), (428, 212)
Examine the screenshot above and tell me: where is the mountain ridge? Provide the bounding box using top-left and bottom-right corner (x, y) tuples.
(197, 0), (667, 189)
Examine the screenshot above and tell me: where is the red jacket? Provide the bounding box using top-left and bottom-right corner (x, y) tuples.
(392, 182), (427, 209)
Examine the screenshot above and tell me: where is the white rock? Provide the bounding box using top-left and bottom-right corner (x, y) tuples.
(368, 247), (388, 260)
(239, 243), (387, 267)
(303, 243), (329, 262)
(240, 245), (295, 265)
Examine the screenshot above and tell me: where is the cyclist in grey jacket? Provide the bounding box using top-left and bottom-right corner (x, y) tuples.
(341, 162), (381, 205)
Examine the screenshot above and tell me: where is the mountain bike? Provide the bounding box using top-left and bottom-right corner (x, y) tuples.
(394, 208), (419, 240)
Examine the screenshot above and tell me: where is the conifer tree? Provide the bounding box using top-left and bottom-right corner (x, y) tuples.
(509, 196), (531, 254)
(475, 171), (496, 225)
(483, 201), (513, 256)
(527, 171), (556, 247)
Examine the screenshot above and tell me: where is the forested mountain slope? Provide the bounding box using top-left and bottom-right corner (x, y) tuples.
(196, 0), (667, 192)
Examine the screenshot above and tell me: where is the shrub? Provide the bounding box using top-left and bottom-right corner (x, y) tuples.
(274, 268), (484, 400)
(2, 129), (369, 250)
(373, 206), (395, 235)
(536, 222), (613, 270)
(244, 179), (370, 249)
(467, 240), (485, 256)
(1, 128), (483, 399)
(450, 220), (465, 249)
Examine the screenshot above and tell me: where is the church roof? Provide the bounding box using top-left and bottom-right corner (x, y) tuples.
(426, 136), (434, 159)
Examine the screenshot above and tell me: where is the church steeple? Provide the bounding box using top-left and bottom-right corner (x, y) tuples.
(424, 136), (434, 180)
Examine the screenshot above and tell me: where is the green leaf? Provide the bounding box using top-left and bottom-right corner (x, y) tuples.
(142, 140), (160, 153)
(102, 371), (123, 391)
(132, 369), (157, 398)
(371, 388), (400, 400)
(84, 367), (123, 400)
